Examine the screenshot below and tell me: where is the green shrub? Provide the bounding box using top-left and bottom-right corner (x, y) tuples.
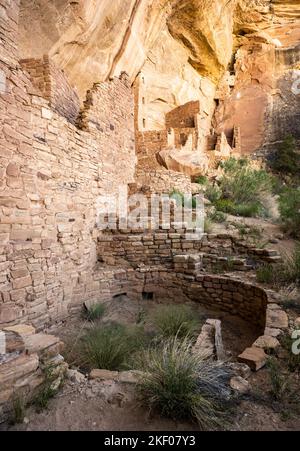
(231, 202), (263, 218)
(11, 395), (26, 424)
(220, 157), (248, 172)
(281, 298), (300, 312)
(34, 383), (58, 413)
(84, 303), (106, 321)
(138, 338), (232, 430)
(170, 189), (184, 206)
(281, 334), (300, 373)
(281, 246), (300, 285)
(76, 323), (146, 371)
(33, 365), (60, 412)
(195, 175), (208, 185)
(270, 135), (300, 176)
(214, 199), (235, 213)
(279, 187), (300, 237)
(256, 264), (276, 284)
(205, 158), (273, 218)
(151, 305), (198, 340)
(267, 357), (290, 401)
(170, 189), (197, 209)
(205, 185), (221, 204)
(257, 247), (300, 286)
(219, 158), (273, 206)
(204, 217), (213, 233)
(209, 210), (227, 223)
(215, 199), (263, 218)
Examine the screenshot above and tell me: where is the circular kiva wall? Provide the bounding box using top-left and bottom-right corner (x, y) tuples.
(99, 268), (268, 332)
(142, 271), (268, 331)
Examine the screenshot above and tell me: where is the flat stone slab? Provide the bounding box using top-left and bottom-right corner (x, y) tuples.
(118, 370), (144, 384)
(266, 308), (288, 329)
(264, 327), (283, 338)
(24, 333), (60, 355)
(0, 353), (39, 386)
(3, 324), (35, 337)
(90, 369), (119, 380)
(238, 347), (267, 371)
(253, 335), (280, 350)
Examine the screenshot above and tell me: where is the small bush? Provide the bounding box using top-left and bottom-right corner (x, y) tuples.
(84, 303), (105, 321)
(280, 286), (300, 312)
(209, 210), (227, 223)
(214, 198), (235, 213)
(215, 199), (262, 217)
(231, 202), (263, 218)
(281, 333), (300, 373)
(170, 189), (197, 209)
(257, 247), (300, 287)
(151, 305), (198, 340)
(195, 175), (208, 185)
(33, 366), (60, 412)
(138, 338), (232, 430)
(267, 357), (290, 401)
(256, 264), (276, 284)
(270, 135), (300, 176)
(205, 158), (274, 218)
(219, 158), (273, 207)
(281, 246), (300, 285)
(279, 187), (300, 238)
(205, 185), (221, 204)
(76, 323), (146, 371)
(204, 217), (213, 234)
(170, 189), (184, 207)
(11, 395), (26, 425)
(34, 384), (57, 413)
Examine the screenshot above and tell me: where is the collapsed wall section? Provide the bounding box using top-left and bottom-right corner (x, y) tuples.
(20, 55), (81, 124)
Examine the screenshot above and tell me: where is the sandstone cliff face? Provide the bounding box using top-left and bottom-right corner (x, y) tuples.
(18, 0), (300, 151)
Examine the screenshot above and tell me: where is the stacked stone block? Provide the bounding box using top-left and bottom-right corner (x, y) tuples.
(20, 55), (81, 124)
(0, 324), (66, 422)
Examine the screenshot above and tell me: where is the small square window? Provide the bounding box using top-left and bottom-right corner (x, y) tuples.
(142, 292), (154, 301)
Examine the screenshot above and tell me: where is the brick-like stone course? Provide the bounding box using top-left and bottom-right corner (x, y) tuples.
(0, 57), (135, 329)
(165, 101), (200, 129)
(20, 55), (81, 124)
(97, 230), (281, 269)
(0, 324), (66, 422)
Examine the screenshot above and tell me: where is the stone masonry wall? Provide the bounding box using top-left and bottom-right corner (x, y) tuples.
(136, 130), (168, 169)
(0, 0), (20, 66)
(134, 168), (192, 194)
(143, 271), (268, 329)
(88, 266), (268, 330)
(165, 101), (200, 129)
(97, 230), (281, 269)
(0, 55), (136, 329)
(20, 55), (81, 124)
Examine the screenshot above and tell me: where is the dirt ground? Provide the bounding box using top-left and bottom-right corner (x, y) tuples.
(1, 371), (299, 432)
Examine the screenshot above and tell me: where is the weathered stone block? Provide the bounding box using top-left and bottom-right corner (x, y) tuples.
(238, 347), (267, 371)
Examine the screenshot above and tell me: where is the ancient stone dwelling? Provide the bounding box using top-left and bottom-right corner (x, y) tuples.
(0, 0), (298, 422)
